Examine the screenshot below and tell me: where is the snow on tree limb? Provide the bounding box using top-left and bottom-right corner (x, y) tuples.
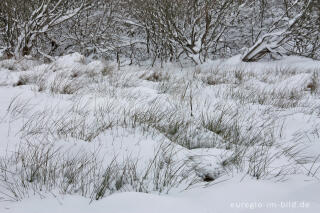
(242, 0), (313, 62)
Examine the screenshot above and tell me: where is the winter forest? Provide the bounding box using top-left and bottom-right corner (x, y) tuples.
(1, 0), (319, 62)
(1, 0), (320, 213)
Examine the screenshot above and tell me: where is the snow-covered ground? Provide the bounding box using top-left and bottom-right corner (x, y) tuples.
(0, 53), (320, 212)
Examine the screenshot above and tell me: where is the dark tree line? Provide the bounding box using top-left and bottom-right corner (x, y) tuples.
(0, 0), (319, 63)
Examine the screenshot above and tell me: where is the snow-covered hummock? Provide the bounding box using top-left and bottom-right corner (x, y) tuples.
(2, 175), (319, 213)
(0, 53), (320, 212)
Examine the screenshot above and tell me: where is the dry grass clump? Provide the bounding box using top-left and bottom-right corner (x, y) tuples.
(0, 142), (199, 202)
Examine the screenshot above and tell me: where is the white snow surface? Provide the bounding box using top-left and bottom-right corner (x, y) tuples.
(0, 53), (320, 212)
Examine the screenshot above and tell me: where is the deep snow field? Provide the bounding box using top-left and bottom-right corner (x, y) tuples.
(0, 53), (320, 212)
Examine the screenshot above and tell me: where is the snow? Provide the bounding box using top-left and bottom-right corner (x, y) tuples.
(2, 176), (319, 213)
(0, 53), (320, 212)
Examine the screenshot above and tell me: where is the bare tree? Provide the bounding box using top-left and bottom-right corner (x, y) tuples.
(1, 0), (318, 62)
(0, 0), (88, 58)
(241, 0), (316, 62)
(127, 0), (239, 64)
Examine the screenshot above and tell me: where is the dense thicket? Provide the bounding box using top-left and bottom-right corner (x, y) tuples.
(0, 0), (319, 63)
